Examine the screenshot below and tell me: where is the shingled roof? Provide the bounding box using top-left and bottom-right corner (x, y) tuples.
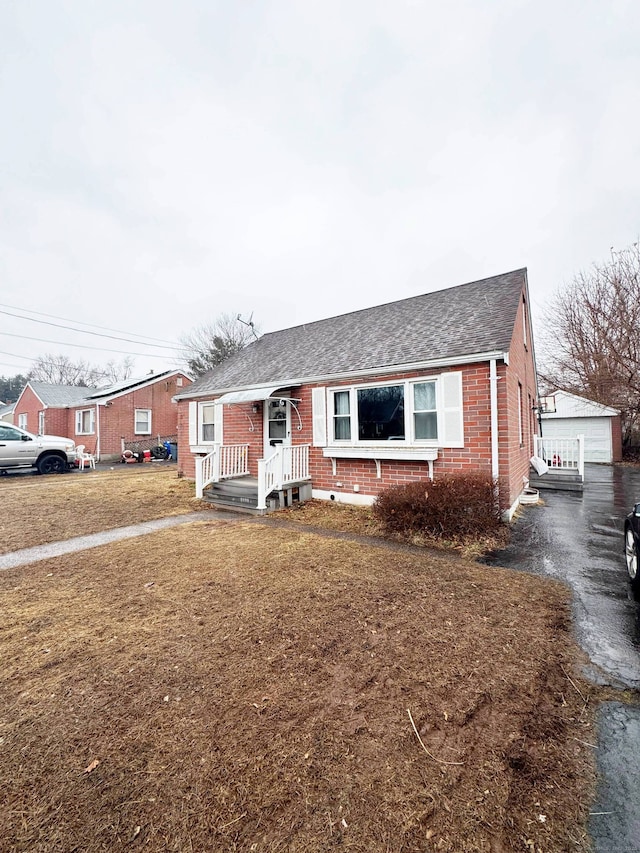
(28, 382), (97, 407)
(179, 268), (527, 397)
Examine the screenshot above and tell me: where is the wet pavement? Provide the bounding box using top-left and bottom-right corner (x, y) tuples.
(482, 464), (640, 852)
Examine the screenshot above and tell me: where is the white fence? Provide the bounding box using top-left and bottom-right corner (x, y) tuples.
(195, 444), (249, 498)
(257, 445), (310, 511)
(534, 435), (584, 479)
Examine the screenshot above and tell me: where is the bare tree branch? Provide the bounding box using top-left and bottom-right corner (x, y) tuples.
(180, 313), (258, 377)
(538, 241), (640, 442)
(28, 355), (135, 387)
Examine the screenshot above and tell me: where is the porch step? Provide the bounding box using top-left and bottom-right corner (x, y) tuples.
(529, 469), (584, 493)
(201, 475), (313, 514)
(203, 476), (261, 513)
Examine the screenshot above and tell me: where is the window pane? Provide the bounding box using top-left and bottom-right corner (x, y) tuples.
(135, 410), (151, 432)
(332, 391), (351, 440)
(334, 417), (351, 440)
(357, 385), (405, 440)
(414, 382), (436, 411)
(414, 412), (437, 440)
(334, 391), (350, 416)
(269, 420), (287, 439)
(201, 405), (215, 441)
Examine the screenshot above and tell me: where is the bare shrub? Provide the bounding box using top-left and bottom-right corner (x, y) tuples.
(373, 473), (501, 539)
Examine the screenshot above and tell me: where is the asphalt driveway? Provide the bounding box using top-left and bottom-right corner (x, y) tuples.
(482, 463), (640, 851)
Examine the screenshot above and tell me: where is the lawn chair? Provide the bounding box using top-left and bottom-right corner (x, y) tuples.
(76, 444), (96, 471)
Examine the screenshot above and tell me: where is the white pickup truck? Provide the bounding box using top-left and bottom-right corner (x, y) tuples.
(0, 423), (77, 474)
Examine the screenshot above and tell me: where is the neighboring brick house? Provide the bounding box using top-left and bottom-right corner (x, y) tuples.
(14, 371), (191, 460)
(174, 269), (538, 517)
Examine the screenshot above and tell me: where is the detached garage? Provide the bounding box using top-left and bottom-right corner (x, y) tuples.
(541, 390), (622, 464)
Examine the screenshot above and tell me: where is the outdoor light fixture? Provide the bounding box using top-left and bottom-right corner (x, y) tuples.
(251, 403), (260, 413)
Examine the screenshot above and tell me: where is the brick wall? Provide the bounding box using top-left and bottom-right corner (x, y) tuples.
(612, 415), (623, 463)
(70, 374), (191, 457)
(13, 385), (41, 433)
(499, 290), (538, 507)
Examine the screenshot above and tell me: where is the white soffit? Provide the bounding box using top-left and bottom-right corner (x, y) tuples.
(216, 386), (290, 405)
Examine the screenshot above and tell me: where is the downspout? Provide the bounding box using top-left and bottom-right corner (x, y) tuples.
(490, 359), (499, 482)
(95, 403), (101, 462)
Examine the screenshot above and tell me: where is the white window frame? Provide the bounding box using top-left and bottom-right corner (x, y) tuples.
(200, 403), (216, 443)
(327, 377), (440, 447)
(134, 408), (152, 435)
(38, 411), (45, 434)
(18, 413), (27, 430)
(75, 408), (95, 435)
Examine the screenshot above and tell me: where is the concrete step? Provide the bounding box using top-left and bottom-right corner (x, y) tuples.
(529, 469), (584, 492)
(203, 479), (260, 512)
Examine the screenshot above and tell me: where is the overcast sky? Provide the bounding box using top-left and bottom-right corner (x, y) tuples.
(1, 0), (639, 379)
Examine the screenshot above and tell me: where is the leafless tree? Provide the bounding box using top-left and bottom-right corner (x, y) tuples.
(538, 241), (640, 442)
(180, 313), (258, 377)
(28, 354), (134, 387)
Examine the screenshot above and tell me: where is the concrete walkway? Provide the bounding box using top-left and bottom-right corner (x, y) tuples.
(0, 512), (207, 571)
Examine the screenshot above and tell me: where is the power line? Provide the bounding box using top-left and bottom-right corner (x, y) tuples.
(0, 302), (184, 347)
(0, 349), (34, 364)
(2, 331), (180, 359)
(0, 307), (187, 351)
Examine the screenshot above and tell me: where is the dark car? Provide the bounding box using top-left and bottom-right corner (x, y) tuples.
(624, 505), (640, 593)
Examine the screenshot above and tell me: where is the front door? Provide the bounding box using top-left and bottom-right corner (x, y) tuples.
(263, 398), (291, 458)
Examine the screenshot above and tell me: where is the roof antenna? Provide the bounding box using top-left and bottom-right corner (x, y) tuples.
(237, 312), (259, 340)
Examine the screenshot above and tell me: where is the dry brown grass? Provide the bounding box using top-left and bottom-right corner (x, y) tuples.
(0, 466), (203, 554)
(1, 515), (596, 852)
(277, 499), (510, 557)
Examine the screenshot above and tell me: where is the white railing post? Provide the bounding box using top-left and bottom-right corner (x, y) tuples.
(195, 455), (205, 499)
(257, 458), (267, 511)
(577, 434), (585, 479)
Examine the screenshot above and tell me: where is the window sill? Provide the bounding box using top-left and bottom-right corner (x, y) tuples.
(322, 445), (438, 478)
(190, 443), (218, 454)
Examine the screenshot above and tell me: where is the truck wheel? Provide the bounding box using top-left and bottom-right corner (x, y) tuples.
(37, 454), (66, 475)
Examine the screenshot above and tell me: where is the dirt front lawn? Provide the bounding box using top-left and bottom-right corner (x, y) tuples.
(1, 517), (596, 852)
(0, 466), (202, 554)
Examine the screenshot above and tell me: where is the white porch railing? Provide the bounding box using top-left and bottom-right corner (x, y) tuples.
(257, 444), (310, 511)
(534, 434), (585, 479)
(195, 444), (250, 498)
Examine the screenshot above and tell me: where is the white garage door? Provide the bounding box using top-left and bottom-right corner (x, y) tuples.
(542, 417), (613, 463)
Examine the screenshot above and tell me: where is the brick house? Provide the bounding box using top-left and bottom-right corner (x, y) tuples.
(14, 371), (191, 460)
(174, 269), (538, 517)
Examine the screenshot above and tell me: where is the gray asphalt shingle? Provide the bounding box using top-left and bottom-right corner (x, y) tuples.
(29, 382), (97, 407)
(180, 268), (527, 397)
